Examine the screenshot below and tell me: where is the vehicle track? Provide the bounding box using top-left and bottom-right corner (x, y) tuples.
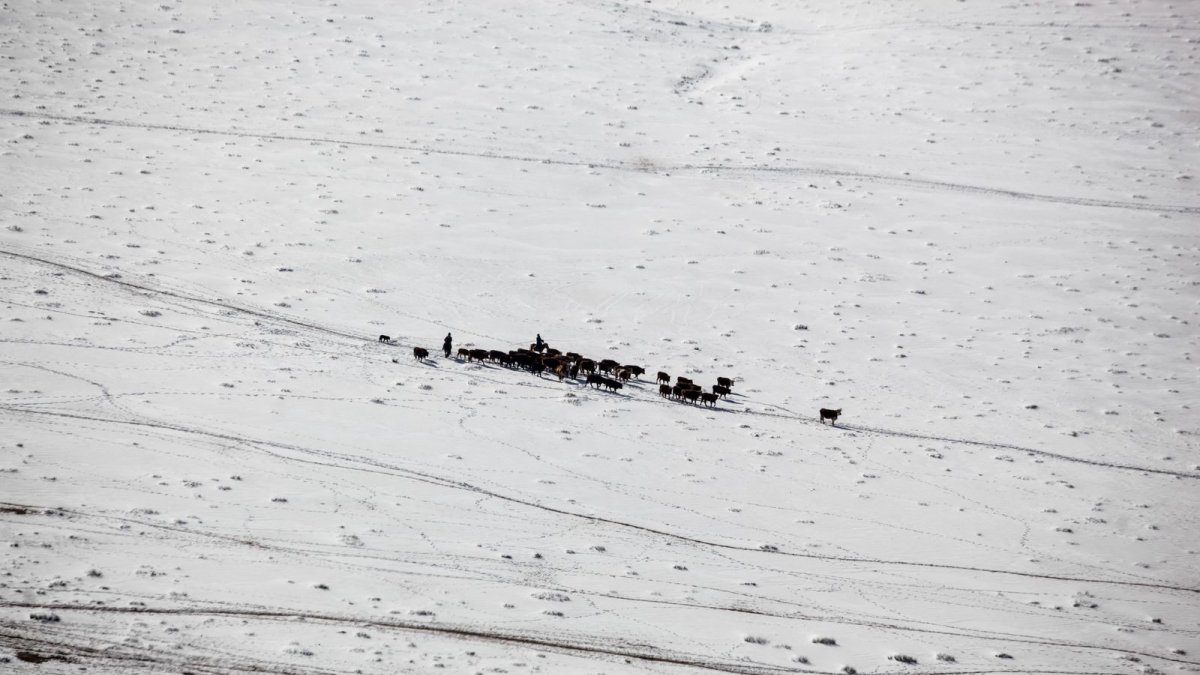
(6, 243), (1195, 480)
(0, 600), (1155, 675)
(3, 109), (1195, 214)
(2, 404), (1196, 596)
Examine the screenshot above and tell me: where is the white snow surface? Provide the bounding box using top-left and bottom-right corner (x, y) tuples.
(2, 0), (1199, 673)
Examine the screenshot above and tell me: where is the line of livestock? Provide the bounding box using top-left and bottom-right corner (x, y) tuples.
(406, 339), (734, 407)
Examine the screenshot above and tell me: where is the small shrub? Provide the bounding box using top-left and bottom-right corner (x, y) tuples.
(744, 636), (768, 645)
(812, 636), (837, 646)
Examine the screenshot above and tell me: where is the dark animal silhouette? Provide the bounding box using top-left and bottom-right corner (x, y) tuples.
(413, 347), (429, 360)
(625, 365), (645, 379)
(615, 368), (632, 382)
(579, 359), (596, 374)
(586, 373), (604, 388)
(599, 377), (623, 392)
(676, 376), (693, 386)
(469, 348), (489, 362)
(716, 376), (733, 390)
(659, 384), (672, 397)
(442, 333), (452, 358)
(378, 335), (391, 343)
(713, 384), (730, 398)
(598, 359), (620, 374)
(681, 389), (700, 404)
(457, 347), (470, 360)
(656, 371), (670, 385)
(819, 408), (842, 425)
(700, 392), (718, 407)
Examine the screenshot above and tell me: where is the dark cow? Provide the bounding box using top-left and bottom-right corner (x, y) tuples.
(578, 359), (596, 374)
(585, 373), (604, 388)
(676, 376), (693, 386)
(819, 408), (842, 426)
(716, 376), (734, 390)
(488, 350), (507, 363)
(625, 365), (645, 379)
(615, 368), (632, 382)
(681, 389), (700, 404)
(457, 347), (470, 360)
(659, 384), (672, 397)
(568, 363), (580, 379)
(599, 377), (623, 392)
(565, 352), (582, 363)
(469, 348), (489, 362)
(378, 334), (391, 343)
(713, 384), (730, 398)
(413, 347), (429, 361)
(598, 359), (620, 374)
(700, 392), (718, 407)
(656, 371), (670, 385)
(554, 363), (568, 380)
(529, 361), (546, 376)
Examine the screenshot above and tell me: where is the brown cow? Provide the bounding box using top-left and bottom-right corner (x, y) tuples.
(554, 363), (568, 380)
(625, 365), (645, 379)
(716, 376), (734, 390)
(656, 371), (670, 385)
(413, 347), (429, 361)
(615, 368), (632, 382)
(578, 359), (596, 374)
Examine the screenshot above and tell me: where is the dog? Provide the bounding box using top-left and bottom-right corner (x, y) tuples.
(819, 408), (842, 426)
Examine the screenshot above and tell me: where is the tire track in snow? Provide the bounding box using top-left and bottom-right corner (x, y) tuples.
(3, 109), (1195, 214)
(0, 601), (803, 675)
(739, 403), (1198, 480)
(3, 407), (1196, 596)
(1, 600), (1158, 675)
(5, 246), (1197, 482)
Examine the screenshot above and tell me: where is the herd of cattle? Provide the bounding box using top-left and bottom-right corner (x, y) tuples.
(401, 337), (733, 408)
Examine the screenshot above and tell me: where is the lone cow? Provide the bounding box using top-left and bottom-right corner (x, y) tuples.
(819, 408), (842, 426)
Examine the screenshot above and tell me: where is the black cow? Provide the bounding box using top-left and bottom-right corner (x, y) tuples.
(599, 377), (623, 392)
(819, 408), (842, 426)
(413, 347), (429, 361)
(378, 334), (391, 343)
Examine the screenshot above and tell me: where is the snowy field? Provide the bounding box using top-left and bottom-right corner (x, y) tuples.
(2, 0), (1199, 673)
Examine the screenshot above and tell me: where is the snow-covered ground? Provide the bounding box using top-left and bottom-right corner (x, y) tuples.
(2, 0), (1198, 673)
